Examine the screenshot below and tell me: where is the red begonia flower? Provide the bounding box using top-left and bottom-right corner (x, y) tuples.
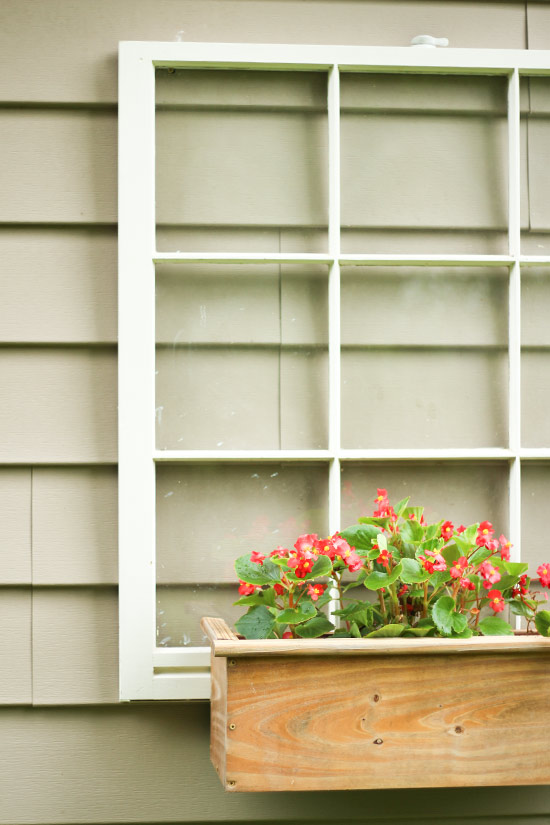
(479, 560), (501, 585)
(499, 534), (512, 562)
(238, 580), (259, 596)
(250, 550), (265, 565)
(488, 589), (505, 613)
(476, 521), (494, 547)
(441, 521), (454, 542)
(307, 583), (326, 601)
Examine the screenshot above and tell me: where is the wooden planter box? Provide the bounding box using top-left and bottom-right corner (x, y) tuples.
(201, 617), (550, 792)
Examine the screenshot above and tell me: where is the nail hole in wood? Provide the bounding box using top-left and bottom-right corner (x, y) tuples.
(373, 738), (383, 745)
(229, 659), (237, 666)
(373, 694), (380, 702)
(455, 726), (463, 734)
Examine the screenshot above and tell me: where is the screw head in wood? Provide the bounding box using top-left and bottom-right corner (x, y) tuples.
(229, 722), (236, 730)
(373, 738), (383, 745)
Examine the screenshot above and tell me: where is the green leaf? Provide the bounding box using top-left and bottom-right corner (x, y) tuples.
(432, 596), (455, 636)
(425, 522), (441, 541)
(402, 625), (434, 637)
(233, 588), (276, 607)
(275, 604), (317, 624)
(295, 616), (335, 638)
(509, 598), (535, 619)
(451, 612), (468, 634)
(376, 532), (387, 552)
(358, 516), (391, 530)
(340, 524), (379, 550)
(364, 561), (403, 591)
(234, 554), (281, 586)
(350, 621), (361, 638)
(401, 519), (424, 543)
(478, 616), (514, 636)
(502, 561), (529, 578)
(535, 610), (550, 637)
(400, 557), (430, 584)
(235, 605), (276, 639)
(394, 496), (410, 518)
(460, 524), (477, 544)
(453, 534), (474, 554)
(310, 554), (333, 578)
(429, 570), (451, 590)
(367, 624), (404, 638)
(452, 627), (473, 639)
(441, 543), (460, 565)
(469, 546), (493, 565)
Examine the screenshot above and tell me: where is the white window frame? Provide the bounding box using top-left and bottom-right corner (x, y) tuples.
(119, 41), (550, 701)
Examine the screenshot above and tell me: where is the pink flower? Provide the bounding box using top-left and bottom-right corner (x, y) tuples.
(270, 545), (288, 558)
(457, 524), (467, 534)
(250, 550), (265, 565)
(499, 535), (512, 562)
(418, 551), (447, 574)
(294, 534), (319, 555)
(538, 564), (550, 588)
(479, 560), (501, 586)
(459, 577), (476, 591)
(307, 583), (326, 602)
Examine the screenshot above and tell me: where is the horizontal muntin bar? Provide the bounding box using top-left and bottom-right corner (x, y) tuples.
(154, 450), (332, 462)
(519, 256), (550, 266)
(153, 647), (210, 668)
(122, 41), (550, 74)
(153, 448), (515, 462)
(340, 254), (514, 267)
(154, 252), (333, 265)
(154, 252), (519, 268)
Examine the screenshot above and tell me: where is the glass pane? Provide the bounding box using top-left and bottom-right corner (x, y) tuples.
(156, 462), (329, 646)
(341, 462), (509, 533)
(156, 262), (328, 450)
(522, 266), (550, 446)
(521, 463), (550, 571)
(155, 69), (328, 254)
(521, 77), (550, 254)
(341, 266), (508, 448)
(340, 73), (509, 255)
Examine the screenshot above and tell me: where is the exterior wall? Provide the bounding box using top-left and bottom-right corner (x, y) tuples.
(1, 1), (550, 823)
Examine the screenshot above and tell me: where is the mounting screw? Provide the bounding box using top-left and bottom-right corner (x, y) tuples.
(373, 738), (383, 745)
(229, 723), (236, 731)
(167, 67), (175, 74)
(227, 780), (236, 787)
(229, 659), (237, 666)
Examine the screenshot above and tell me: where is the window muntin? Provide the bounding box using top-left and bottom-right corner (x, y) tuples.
(119, 42), (550, 700)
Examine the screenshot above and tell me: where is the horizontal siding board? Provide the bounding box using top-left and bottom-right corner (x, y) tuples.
(0, 469), (31, 584)
(527, 3), (550, 50)
(0, 1), (526, 104)
(0, 228), (117, 344)
(32, 587), (118, 705)
(0, 110), (116, 223)
(32, 467), (118, 585)
(0, 589), (32, 704)
(0, 706), (549, 823)
(0, 348), (117, 463)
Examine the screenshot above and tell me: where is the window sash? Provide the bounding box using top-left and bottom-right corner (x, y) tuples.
(119, 41), (550, 701)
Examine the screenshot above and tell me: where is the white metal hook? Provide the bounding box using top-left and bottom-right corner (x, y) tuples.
(410, 35), (449, 48)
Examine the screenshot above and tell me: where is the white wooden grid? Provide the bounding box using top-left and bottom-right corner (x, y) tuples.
(119, 42), (550, 701)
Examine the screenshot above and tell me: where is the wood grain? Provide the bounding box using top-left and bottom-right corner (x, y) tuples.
(203, 618), (550, 658)
(203, 619), (550, 792)
(222, 652), (550, 792)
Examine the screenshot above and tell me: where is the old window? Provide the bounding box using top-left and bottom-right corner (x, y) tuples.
(119, 41), (550, 700)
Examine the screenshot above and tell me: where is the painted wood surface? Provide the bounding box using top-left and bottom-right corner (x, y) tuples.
(203, 621), (550, 792)
(0, 1), (527, 104)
